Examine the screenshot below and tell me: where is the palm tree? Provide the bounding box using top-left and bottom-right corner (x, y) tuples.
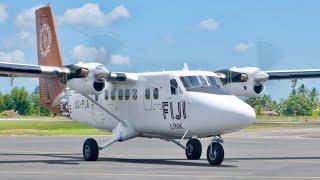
(309, 87), (319, 108)
(297, 84), (308, 96)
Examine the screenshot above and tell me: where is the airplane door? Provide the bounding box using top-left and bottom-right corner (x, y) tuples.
(92, 95), (104, 125)
(144, 87), (152, 111)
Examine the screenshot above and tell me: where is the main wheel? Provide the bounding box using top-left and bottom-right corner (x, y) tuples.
(206, 142), (224, 165)
(185, 138), (202, 160)
(83, 138), (99, 161)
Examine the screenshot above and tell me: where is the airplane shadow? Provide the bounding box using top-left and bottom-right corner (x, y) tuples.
(1, 153), (319, 167)
(0, 153), (236, 167)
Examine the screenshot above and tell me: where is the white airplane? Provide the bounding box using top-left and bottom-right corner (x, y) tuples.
(0, 5), (319, 166)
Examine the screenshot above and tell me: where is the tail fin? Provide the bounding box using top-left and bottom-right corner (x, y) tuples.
(36, 5), (65, 113)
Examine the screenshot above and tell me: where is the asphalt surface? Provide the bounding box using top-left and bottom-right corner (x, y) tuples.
(0, 129), (320, 179)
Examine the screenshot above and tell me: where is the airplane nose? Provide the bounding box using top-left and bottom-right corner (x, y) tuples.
(188, 93), (256, 134)
(209, 96), (256, 132)
(234, 100), (256, 125)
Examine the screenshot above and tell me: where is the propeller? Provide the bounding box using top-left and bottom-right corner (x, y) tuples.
(252, 39), (286, 84)
(69, 30), (128, 82)
(255, 39), (286, 71)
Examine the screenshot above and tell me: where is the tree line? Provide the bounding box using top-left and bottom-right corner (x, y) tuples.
(245, 84), (320, 116)
(0, 86), (51, 116)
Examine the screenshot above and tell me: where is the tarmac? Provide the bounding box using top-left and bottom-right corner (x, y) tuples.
(0, 128), (320, 179)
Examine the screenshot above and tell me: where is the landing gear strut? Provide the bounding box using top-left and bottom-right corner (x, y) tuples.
(206, 136), (224, 165)
(82, 123), (138, 161)
(82, 135), (121, 161)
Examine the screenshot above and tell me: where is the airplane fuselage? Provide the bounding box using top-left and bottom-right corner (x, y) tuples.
(65, 70), (256, 139)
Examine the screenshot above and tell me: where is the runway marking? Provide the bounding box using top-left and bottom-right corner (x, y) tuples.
(1, 171), (319, 179)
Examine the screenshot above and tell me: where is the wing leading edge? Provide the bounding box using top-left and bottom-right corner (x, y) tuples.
(0, 62), (71, 78)
(266, 69), (320, 80)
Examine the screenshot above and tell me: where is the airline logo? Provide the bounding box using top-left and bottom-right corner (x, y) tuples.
(39, 23), (52, 57)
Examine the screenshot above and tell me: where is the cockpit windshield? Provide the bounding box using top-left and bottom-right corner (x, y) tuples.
(179, 75), (227, 95)
(206, 76), (222, 88)
(180, 76), (223, 89)
(180, 76), (207, 89)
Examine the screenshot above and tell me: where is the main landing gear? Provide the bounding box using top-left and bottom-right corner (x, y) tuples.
(82, 123), (139, 161)
(83, 138), (99, 161)
(82, 134), (122, 161)
(173, 136), (224, 166)
(185, 138), (202, 160)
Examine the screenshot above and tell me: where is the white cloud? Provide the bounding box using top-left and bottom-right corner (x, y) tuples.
(2, 31), (36, 49)
(0, 4), (8, 23)
(19, 31), (31, 39)
(71, 44), (108, 62)
(0, 50), (25, 63)
(59, 3), (130, 27)
(110, 54), (130, 65)
(18, 31), (36, 45)
(234, 42), (255, 53)
(197, 18), (219, 31)
(15, 5), (42, 28)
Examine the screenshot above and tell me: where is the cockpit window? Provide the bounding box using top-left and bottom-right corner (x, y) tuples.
(179, 75), (228, 95)
(179, 76), (208, 90)
(170, 79), (178, 95)
(206, 76), (222, 88)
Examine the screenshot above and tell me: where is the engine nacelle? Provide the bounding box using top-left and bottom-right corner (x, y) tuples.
(67, 63), (110, 95)
(224, 82), (265, 97)
(215, 67), (269, 97)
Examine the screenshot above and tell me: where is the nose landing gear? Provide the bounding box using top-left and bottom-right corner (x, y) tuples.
(171, 135), (225, 166)
(207, 136), (224, 165)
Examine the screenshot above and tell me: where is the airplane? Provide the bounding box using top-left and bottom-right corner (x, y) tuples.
(1, 5), (320, 166)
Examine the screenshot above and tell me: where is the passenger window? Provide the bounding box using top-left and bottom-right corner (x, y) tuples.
(118, 89), (123, 100)
(145, 88), (151, 100)
(132, 89), (137, 100)
(95, 94), (99, 101)
(153, 88), (159, 99)
(111, 89), (116, 100)
(104, 90), (109, 100)
(125, 89), (130, 100)
(170, 79), (178, 95)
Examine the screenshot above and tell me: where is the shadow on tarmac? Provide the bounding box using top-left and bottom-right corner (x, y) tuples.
(0, 153), (237, 167)
(1, 153), (319, 167)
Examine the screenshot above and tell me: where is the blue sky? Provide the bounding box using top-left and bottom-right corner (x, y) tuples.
(0, 0), (320, 100)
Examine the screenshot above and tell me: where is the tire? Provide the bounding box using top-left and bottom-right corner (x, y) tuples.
(185, 138), (202, 160)
(83, 138), (99, 161)
(206, 142), (224, 165)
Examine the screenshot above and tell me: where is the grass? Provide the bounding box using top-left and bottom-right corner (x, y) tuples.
(0, 120), (109, 136)
(257, 115), (320, 121)
(247, 123), (320, 130)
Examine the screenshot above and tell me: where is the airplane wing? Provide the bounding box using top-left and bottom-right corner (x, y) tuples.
(265, 69), (320, 80)
(0, 62), (73, 78)
(214, 67), (320, 96)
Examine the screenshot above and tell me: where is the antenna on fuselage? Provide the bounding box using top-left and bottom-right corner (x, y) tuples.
(183, 63), (189, 71)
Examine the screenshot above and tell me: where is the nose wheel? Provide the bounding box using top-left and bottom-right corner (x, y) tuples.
(206, 137), (224, 165)
(185, 138), (202, 160)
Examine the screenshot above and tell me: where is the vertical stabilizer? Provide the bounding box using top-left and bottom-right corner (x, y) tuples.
(36, 5), (65, 113)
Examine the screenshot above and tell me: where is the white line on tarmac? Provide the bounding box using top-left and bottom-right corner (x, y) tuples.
(0, 171), (319, 179)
